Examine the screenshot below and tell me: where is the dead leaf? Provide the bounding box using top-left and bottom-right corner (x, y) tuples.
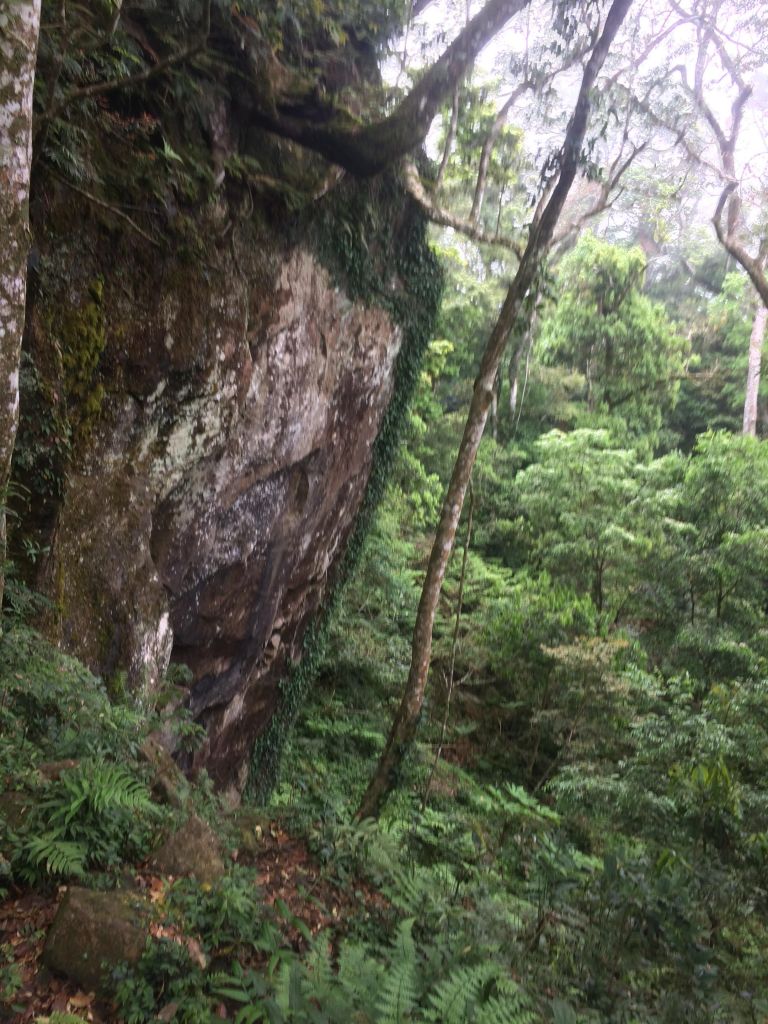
(69, 990), (95, 1008)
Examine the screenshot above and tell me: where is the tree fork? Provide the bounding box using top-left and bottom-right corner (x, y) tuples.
(356, 0), (635, 821)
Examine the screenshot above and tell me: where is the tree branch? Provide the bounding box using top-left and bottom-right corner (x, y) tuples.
(403, 159), (522, 256)
(713, 183), (768, 307)
(248, 0), (534, 176)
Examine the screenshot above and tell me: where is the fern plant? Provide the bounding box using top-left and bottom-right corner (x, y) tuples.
(425, 964), (536, 1024)
(11, 760), (161, 883)
(377, 918), (420, 1024)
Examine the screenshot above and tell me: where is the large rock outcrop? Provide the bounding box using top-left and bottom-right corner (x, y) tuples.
(17, 174), (439, 800)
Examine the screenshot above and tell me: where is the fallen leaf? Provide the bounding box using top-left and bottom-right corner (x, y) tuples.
(69, 990), (95, 1008)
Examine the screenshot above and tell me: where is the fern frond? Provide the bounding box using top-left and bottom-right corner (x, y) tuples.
(337, 939), (384, 1009)
(377, 918), (419, 1024)
(424, 962), (498, 1024)
(21, 833), (86, 878)
(475, 975), (537, 1024)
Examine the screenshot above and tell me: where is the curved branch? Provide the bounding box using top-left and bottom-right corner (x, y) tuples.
(713, 183), (768, 307)
(251, 0), (534, 176)
(403, 159), (522, 256)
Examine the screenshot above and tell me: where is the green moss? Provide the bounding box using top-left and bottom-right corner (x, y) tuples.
(13, 278), (106, 499)
(60, 277), (107, 443)
(247, 174), (443, 802)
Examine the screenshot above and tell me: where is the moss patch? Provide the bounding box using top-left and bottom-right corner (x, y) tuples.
(60, 277), (107, 444)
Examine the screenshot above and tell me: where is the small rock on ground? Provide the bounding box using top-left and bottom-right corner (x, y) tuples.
(152, 814), (224, 884)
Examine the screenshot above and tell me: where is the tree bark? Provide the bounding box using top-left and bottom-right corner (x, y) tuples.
(742, 303), (767, 437)
(0, 0), (42, 621)
(356, 0), (635, 821)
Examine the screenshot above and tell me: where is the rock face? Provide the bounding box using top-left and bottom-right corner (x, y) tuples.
(19, 175), (437, 799)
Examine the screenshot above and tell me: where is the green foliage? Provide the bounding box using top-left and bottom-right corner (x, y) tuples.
(166, 872), (265, 949)
(675, 430), (768, 627)
(512, 429), (649, 613)
(669, 272), (756, 448)
(0, 622), (145, 775)
(539, 233), (688, 441)
(10, 760), (159, 884)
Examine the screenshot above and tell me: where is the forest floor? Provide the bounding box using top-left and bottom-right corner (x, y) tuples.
(0, 820), (373, 1023)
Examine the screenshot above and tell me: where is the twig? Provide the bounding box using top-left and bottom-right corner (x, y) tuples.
(51, 173), (162, 247)
(38, 0), (211, 127)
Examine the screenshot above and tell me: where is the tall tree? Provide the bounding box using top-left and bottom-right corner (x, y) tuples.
(357, 0), (635, 821)
(659, 0), (768, 433)
(0, 0), (41, 619)
(539, 233), (688, 440)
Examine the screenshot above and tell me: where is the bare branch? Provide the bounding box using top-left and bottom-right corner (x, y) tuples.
(403, 159), (522, 256)
(50, 172), (162, 247)
(470, 81), (529, 224)
(436, 84), (461, 190)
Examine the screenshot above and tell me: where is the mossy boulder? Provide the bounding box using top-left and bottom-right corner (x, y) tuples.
(42, 887), (149, 994)
(139, 735), (189, 810)
(152, 814), (225, 884)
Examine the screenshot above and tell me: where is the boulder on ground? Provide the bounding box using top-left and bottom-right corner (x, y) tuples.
(42, 887), (148, 993)
(152, 814), (224, 884)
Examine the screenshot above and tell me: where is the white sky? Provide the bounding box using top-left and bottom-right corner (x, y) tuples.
(387, 0), (768, 237)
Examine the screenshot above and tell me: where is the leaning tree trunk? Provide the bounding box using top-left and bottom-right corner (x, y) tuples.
(742, 303), (767, 437)
(0, 0), (42, 620)
(357, 0), (634, 821)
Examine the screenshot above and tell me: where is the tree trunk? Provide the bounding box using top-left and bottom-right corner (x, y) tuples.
(0, 0), (42, 620)
(490, 374), (499, 440)
(508, 319), (535, 421)
(356, 0), (634, 821)
(742, 303), (767, 437)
